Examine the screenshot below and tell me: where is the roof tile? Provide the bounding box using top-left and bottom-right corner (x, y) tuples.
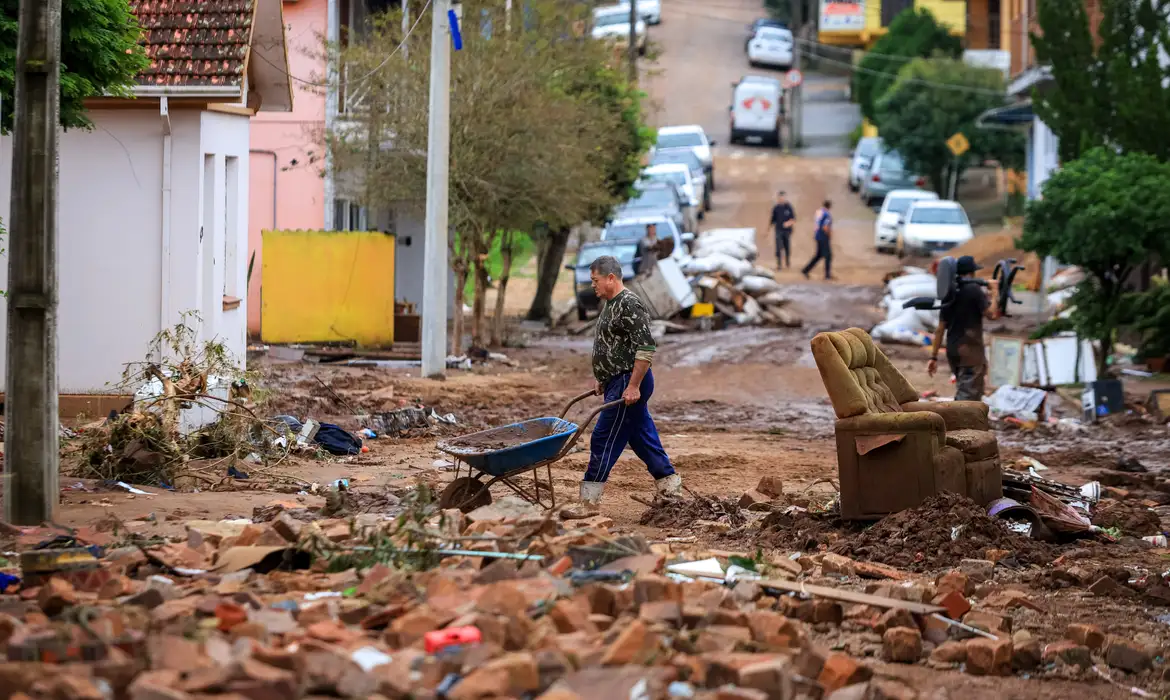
(129, 0), (256, 87)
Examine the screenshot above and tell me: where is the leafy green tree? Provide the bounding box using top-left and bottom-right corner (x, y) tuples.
(0, 0), (149, 132)
(876, 58), (1024, 193)
(527, 61), (654, 322)
(1032, 0), (1170, 164)
(854, 8), (961, 125)
(1021, 148), (1170, 376)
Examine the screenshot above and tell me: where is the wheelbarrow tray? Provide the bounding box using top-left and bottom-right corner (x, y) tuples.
(436, 417), (578, 477)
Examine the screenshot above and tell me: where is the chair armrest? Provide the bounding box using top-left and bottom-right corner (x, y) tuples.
(901, 401), (990, 431)
(836, 411), (945, 436)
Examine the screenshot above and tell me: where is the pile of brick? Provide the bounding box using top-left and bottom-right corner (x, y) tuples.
(0, 498), (1162, 700)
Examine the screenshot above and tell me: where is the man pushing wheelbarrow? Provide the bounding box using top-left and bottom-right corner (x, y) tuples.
(561, 255), (684, 520)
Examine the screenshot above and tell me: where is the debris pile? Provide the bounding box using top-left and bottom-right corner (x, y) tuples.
(683, 229), (802, 328)
(2, 486), (1167, 700)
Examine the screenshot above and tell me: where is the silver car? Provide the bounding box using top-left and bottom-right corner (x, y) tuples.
(859, 149), (929, 207)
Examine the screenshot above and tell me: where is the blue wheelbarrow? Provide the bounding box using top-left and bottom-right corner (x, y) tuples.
(435, 390), (622, 512)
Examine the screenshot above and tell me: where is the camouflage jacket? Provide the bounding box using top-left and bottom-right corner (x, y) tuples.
(592, 290), (656, 383)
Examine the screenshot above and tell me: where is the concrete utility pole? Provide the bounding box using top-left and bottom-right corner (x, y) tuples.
(790, 32), (803, 149)
(5, 0), (62, 524)
(627, 1), (638, 84)
(421, 0), (453, 377)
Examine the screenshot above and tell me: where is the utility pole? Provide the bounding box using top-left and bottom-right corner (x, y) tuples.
(5, 0), (62, 524)
(421, 0), (453, 377)
(627, 0), (638, 84)
(791, 31), (803, 149)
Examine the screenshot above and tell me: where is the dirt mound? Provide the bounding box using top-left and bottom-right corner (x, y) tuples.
(1091, 499), (1162, 537)
(755, 510), (858, 552)
(831, 492), (1055, 571)
(950, 231), (1042, 291)
(639, 494), (748, 529)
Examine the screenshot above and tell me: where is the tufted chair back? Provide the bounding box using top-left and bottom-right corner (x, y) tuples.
(810, 327), (919, 419)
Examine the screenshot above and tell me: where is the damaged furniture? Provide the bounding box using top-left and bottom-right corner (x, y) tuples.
(810, 328), (1002, 520)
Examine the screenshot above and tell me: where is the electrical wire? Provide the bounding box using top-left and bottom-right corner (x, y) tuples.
(252, 0), (432, 89)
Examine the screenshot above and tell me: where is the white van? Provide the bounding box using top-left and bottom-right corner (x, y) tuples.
(729, 75), (783, 147)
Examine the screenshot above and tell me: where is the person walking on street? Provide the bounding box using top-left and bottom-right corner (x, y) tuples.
(768, 190), (795, 268)
(927, 255), (1000, 400)
(561, 255), (682, 519)
(801, 200), (833, 280)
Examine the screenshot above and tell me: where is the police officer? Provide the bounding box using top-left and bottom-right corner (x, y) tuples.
(927, 255), (1000, 400)
(767, 190), (795, 269)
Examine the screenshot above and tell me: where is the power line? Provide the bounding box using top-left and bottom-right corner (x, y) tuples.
(252, 0), (432, 89)
(804, 50), (1008, 95)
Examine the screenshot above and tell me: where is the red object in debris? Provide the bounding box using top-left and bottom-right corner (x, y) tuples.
(425, 626), (482, 653)
(361, 445), (370, 453)
(215, 602), (248, 632)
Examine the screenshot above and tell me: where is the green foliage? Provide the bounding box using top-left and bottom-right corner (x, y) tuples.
(457, 231), (534, 297)
(1021, 148), (1170, 373)
(1033, 0), (1170, 163)
(876, 58), (1024, 192)
(854, 8), (961, 125)
(0, 0), (149, 132)
(1029, 316), (1074, 340)
(1128, 280), (1170, 361)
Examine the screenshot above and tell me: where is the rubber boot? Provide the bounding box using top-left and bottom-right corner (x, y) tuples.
(560, 481), (605, 520)
(655, 473), (683, 497)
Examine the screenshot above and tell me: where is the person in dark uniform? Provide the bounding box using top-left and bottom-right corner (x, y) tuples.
(927, 255), (1001, 400)
(767, 190), (795, 268)
(800, 200), (833, 280)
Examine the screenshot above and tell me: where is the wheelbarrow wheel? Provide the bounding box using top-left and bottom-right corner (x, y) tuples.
(439, 477), (492, 513)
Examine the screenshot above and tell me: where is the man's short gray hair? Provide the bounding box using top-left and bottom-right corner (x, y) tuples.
(589, 255), (622, 278)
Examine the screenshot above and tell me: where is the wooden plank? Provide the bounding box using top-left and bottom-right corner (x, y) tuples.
(755, 578), (945, 615)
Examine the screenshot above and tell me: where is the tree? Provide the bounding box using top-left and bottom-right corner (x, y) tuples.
(1020, 148), (1170, 376)
(854, 8), (961, 125)
(876, 58), (1024, 193)
(526, 61), (654, 322)
(1033, 0), (1170, 164)
(0, 0), (148, 132)
(332, 0), (622, 349)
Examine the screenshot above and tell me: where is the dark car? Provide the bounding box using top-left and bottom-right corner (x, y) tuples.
(565, 241), (641, 320)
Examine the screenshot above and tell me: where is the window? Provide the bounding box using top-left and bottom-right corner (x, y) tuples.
(629, 187), (676, 208)
(887, 196), (931, 214)
(857, 138), (881, 158)
(332, 198), (368, 231)
(910, 207), (968, 225)
(656, 131), (704, 149)
(593, 12), (628, 27)
(878, 151), (905, 172)
(578, 244), (638, 267)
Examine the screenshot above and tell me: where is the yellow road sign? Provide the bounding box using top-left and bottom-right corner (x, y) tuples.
(947, 132), (970, 157)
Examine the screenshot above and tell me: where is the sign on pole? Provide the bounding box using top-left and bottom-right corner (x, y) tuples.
(782, 69), (803, 89)
(946, 132), (970, 157)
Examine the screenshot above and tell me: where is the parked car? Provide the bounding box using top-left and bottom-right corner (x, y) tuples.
(746, 18), (788, 50)
(648, 148), (710, 211)
(729, 75), (783, 148)
(567, 240), (640, 320)
(896, 200), (974, 257)
(859, 149), (928, 207)
(640, 163), (701, 232)
(636, 0), (661, 25)
(654, 125), (715, 190)
(591, 5), (646, 54)
(874, 189), (939, 254)
(747, 26), (794, 70)
(615, 181), (688, 234)
(601, 215), (693, 259)
(848, 136), (882, 192)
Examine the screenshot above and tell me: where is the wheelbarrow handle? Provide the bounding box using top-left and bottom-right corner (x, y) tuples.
(559, 388), (602, 419)
(554, 399), (624, 460)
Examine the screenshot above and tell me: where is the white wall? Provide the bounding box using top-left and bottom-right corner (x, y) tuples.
(0, 107), (251, 394)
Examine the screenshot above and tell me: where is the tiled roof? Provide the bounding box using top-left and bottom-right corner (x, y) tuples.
(130, 0), (256, 87)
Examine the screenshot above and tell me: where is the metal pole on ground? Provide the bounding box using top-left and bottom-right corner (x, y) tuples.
(628, 0), (638, 84)
(5, 0), (63, 524)
(422, 0), (452, 377)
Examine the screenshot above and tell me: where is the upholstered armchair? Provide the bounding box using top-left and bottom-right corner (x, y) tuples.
(810, 327), (1002, 520)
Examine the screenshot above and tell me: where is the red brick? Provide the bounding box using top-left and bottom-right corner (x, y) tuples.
(883, 626), (923, 663)
(818, 652), (871, 692)
(965, 638), (1012, 676)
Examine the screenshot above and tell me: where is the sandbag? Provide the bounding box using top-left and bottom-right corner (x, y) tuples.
(747, 267), (776, 280)
(887, 274), (937, 294)
(682, 253), (753, 280)
(693, 238), (756, 260)
(887, 281), (937, 301)
(876, 306), (932, 335)
(756, 290), (790, 307)
(738, 275), (783, 295)
(697, 228), (756, 246)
